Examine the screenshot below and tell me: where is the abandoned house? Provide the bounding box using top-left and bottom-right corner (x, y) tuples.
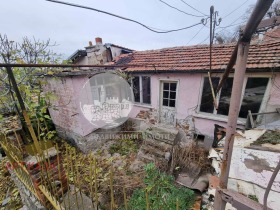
(114, 40), (280, 136)
(40, 38), (280, 152)
(68, 37), (133, 65)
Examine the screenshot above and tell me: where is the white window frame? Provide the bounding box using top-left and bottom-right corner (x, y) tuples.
(131, 75), (151, 105)
(160, 81), (178, 108)
(90, 76), (117, 103)
(198, 74), (271, 121)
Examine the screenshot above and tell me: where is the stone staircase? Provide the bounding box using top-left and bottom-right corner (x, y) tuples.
(136, 124), (178, 170)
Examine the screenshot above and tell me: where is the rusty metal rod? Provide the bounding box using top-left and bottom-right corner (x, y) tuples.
(1, 63), (164, 68)
(5, 66), (42, 154)
(263, 160), (280, 210)
(214, 0), (274, 206)
(214, 40), (251, 210)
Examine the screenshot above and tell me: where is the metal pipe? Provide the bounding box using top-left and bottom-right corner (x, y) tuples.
(263, 160), (280, 210)
(5, 66), (42, 154)
(1, 63), (156, 68)
(214, 4), (275, 208)
(214, 41), (250, 210)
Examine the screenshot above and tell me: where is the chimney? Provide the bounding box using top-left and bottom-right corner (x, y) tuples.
(95, 37), (103, 45)
(89, 41), (93, 46)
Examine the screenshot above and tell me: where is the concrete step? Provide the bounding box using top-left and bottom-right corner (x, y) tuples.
(137, 151), (167, 166)
(140, 144), (166, 159)
(151, 124), (178, 135)
(137, 150), (155, 163)
(143, 138), (172, 152)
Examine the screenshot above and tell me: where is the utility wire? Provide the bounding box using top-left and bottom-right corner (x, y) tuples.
(159, 0), (205, 17)
(218, 21), (246, 29)
(222, 0), (249, 19)
(46, 0), (202, 33)
(216, 12), (247, 34)
(179, 0), (207, 16)
(198, 35), (210, 45)
(186, 25), (205, 45)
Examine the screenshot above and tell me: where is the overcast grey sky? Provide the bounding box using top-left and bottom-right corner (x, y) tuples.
(1, 0), (256, 58)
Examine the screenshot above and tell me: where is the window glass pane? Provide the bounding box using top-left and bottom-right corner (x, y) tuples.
(163, 91), (169, 98)
(163, 83), (169, 90)
(170, 91), (176, 99)
(142, 76), (151, 104)
(200, 77), (220, 113)
(169, 100), (176, 107)
(163, 99), (168, 106)
(133, 76), (140, 103)
(217, 78), (233, 116)
(170, 83), (177, 91)
(239, 77), (269, 118)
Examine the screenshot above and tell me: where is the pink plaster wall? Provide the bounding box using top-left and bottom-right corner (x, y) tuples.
(45, 76), (96, 137)
(70, 76), (96, 136)
(45, 73), (280, 138)
(265, 74), (280, 116)
(129, 73), (202, 118)
(149, 73), (224, 137)
(45, 77), (80, 133)
(128, 73), (280, 137)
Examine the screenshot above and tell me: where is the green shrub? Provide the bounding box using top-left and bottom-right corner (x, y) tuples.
(123, 163), (195, 210)
(248, 194), (258, 202)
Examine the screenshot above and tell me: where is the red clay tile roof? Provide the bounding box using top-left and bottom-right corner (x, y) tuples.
(263, 27), (280, 43)
(114, 41), (280, 72)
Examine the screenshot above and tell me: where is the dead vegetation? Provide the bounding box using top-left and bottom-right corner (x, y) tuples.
(0, 158), (22, 210)
(0, 116), (21, 133)
(251, 130), (280, 146)
(58, 140), (145, 209)
(171, 142), (214, 177)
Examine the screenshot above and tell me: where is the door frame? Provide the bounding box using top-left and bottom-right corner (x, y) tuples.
(158, 79), (179, 126)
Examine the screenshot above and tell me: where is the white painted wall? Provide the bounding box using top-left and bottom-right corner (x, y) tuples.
(229, 147), (280, 210)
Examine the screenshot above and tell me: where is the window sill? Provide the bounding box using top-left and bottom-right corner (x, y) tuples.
(193, 112), (246, 125)
(133, 103), (153, 109)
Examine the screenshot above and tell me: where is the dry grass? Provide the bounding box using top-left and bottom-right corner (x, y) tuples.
(58, 140), (145, 209)
(171, 142), (214, 176)
(0, 157), (23, 210)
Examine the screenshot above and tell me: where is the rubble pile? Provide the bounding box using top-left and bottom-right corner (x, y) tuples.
(136, 108), (158, 124)
(0, 115), (21, 134)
